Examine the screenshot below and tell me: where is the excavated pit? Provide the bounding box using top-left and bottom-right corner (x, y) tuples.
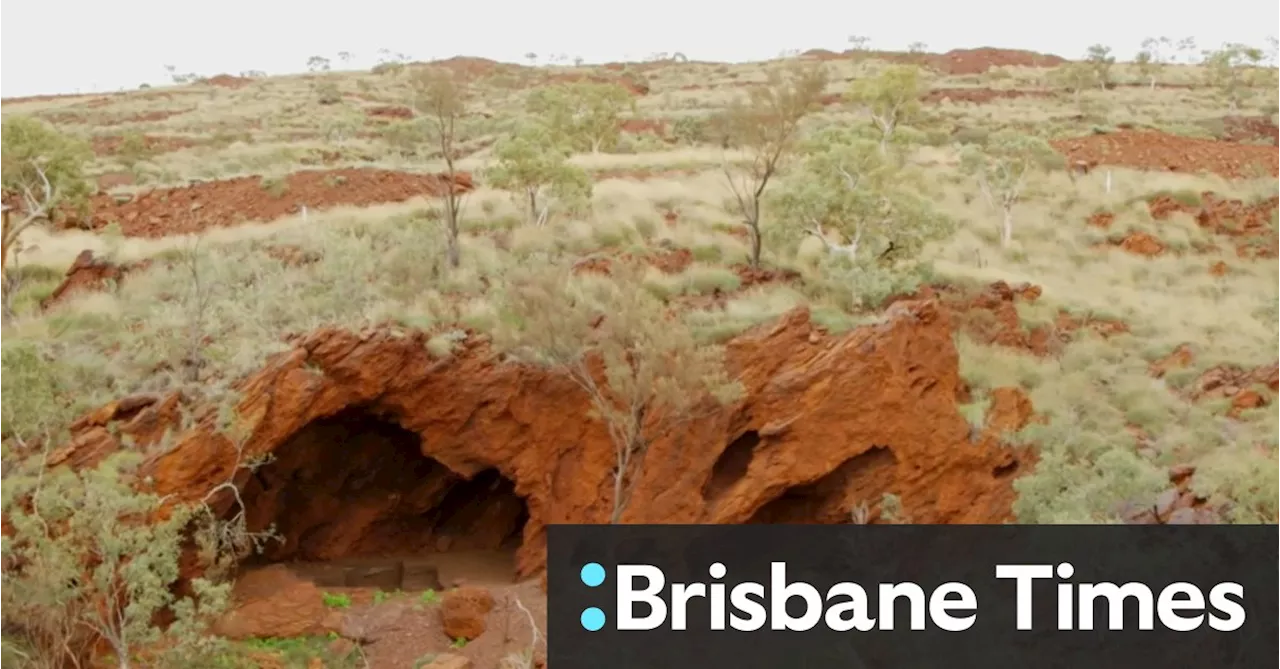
(237, 407), (529, 588)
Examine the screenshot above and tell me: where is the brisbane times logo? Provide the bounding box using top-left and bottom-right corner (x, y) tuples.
(573, 561), (1248, 633)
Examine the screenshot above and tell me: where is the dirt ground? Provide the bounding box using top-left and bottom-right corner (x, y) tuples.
(1050, 129), (1280, 178)
(66, 168), (474, 237)
(218, 560), (546, 669)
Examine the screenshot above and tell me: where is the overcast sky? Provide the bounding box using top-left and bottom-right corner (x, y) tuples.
(3, 0), (1277, 97)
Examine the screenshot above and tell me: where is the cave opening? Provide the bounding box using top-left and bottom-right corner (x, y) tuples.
(702, 430), (761, 502)
(236, 407), (529, 588)
(746, 446), (896, 524)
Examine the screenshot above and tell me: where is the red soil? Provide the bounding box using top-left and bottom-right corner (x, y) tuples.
(364, 105), (415, 121)
(930, 48), (1066, 75)
(1221, 115), (1279, 145)
(619, 118), (669, 136)
(65, 168), (475, 238)
(572, 247), (695, 277)
(1114, 231), (1167, 257)
(203, 74), (253, 89)
(1050, 130), (1280, 179)
(94, 172), (137, 190)
(427, 56), (513, 78)
(1191, 363), (1278, 417)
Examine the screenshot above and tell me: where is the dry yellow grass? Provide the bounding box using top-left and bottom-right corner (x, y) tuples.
(2, 50), (1277, 523)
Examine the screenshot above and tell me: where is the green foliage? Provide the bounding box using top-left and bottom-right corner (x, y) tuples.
(1047, 62), (1098, 100)
(1083, 44), (1115, 88)
(313, 81), (342, 105)
(1136, 36), (1172, 88)
(1201, 44), (1266, 110)
(720, 62), (829, 267)
(960, 130), (1063, 204)
(845, 65), (927, 150)
(410, 67), (471, 142)
(959, 130), (1063, 245)
(1, 339), (81, 446)
(486, 123), (592, 225)
(526, 81), (634, 153)
(1, 453), (235, 668)
(408, 66), (472, 267)
(493, 261), (743, 522)
(671, 115), (711, 144)
(1008, 420), (1167, 523)
(234, 636), (361, 669)
(772, 127), (955, 266)
(320, 109), (363, 145)
(116, 132), (153, 170)
(0, 115), (92, 213)
(721, 62), (828, 155)
(322, 592), (353, 608)
(381, 119), (433, 158)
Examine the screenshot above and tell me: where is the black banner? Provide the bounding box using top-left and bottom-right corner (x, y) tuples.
(548, 524), (1278, 669)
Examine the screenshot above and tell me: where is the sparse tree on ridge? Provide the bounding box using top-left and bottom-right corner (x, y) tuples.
(1202, 44), (1266, 111)
(306, 55), (331, 73)
(1048, 62), (1096, 103)
(1136, 37), (1172, 89)
(959, 130), (1063, 248)
(486, 123), (592, 227)
(410, 67), (473, 267)
(773, 128), (954, 269)
(526, 81), (635, 153)
(1175, 37), (1199, 65)
(847, 35), (871, 52)
(719, 62), (829, 269)
(492, 261), (742, 524)
(845, 64), (927, 155)
(1084, 44), (1115, 89)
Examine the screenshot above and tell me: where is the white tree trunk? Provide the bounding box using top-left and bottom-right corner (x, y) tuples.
(1001, 207), (1014, 247)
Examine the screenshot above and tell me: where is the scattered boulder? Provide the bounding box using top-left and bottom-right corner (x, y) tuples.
(40, 250), (149, 310)
(1149, 344), (1194, 379)
(213, 565), (344, 640)
(439, 587), (496, 641)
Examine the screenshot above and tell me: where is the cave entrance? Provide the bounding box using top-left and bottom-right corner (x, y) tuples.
(236, 407), (529, 588)
(745, 446), (896, 524)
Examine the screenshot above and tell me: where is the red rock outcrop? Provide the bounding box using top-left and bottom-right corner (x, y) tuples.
(48, 299), (1032, 580)
(899, 281), (1127, 356)
(40, 250), (151, 310)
